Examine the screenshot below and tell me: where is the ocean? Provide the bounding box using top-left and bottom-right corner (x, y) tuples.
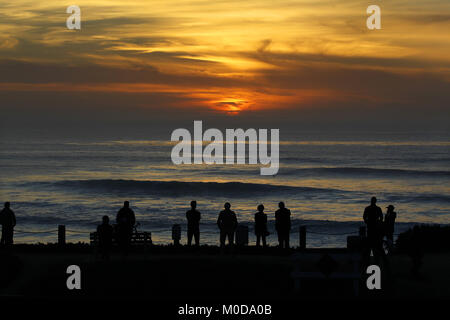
(0, 130), (449, 248)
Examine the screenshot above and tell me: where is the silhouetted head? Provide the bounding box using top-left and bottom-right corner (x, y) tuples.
(191, 200), (197, 209)
(257, 204), (264, 212)
(102, 215), (109, 224)
(124, 201), (130, 208)
(370, 197), (377, 205)
(4, 202), (10, 209)
(224, 202), (231, 210)
(278, 202), (285, 209)
(386, 205), (395, 212)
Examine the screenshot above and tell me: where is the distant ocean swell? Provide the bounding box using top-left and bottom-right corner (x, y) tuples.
(19, 179), (450, 203)
(25, 179), (347, 197)
(278, 167), (450, 178)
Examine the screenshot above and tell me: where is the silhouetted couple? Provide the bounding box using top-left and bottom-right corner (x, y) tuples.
(96, 201), (135, 258)
(254, 202), (291, 248)
(0, 202), (16, 248)
(363, 197), (397, 259)
(185, 201), (241, 248)
(216, 202), (291, 248)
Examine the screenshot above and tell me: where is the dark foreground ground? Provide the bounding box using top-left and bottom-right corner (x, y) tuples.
(1, 244), (450, 302)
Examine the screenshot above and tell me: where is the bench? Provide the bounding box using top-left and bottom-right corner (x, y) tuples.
(90, 231), (152, 246)
(290, 252), (362, 296)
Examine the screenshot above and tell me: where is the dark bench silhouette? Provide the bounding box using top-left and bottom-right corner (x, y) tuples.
(90, 231), (152, 247)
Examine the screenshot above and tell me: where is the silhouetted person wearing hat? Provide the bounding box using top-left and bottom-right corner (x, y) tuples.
(0, 202), (16, 247)
(116, 201), (136, 255)
(254, 204), (268, 247)
(97, 215), (113, 260)
(186, 200), (201, 246)
(384, 205), (397, 242)
(217, 202), (238, 248)
(363, 197), (384, 258)
(275, 202), (291, 249)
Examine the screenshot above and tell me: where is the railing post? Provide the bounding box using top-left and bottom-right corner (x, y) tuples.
(58, 225), (66, 247)
(299, 226), (306, 250)
(172, 224), (181, 246)
(143, 232), (148, 251)
(236, 225), (249, 246)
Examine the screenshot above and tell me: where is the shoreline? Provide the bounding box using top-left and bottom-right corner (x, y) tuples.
(11, 220), (437, 248)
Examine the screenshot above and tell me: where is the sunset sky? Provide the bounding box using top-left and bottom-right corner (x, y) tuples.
(0, 0), (449, 136)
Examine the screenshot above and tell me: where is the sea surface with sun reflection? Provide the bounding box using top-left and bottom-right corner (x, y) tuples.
(0, 131), (449, 248)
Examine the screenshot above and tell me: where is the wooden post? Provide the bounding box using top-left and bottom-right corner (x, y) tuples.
(359, 226), (366, 237)
(58, 225), (66, 246)
(299, 226), (306, 250)
(172, 224), (181, 246)
(143, 232), (148, 251)
(236, 225), (249, 246)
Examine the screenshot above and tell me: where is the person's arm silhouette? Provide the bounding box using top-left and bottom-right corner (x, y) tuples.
(217, 212), (222, 230)
(12, 209), (16, 227)
(287, 209), (291, 229)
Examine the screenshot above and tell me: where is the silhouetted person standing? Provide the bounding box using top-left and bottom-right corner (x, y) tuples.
(217, 202), (238, 248)
(97, 215), (113, 260)
(363, 197), (384, 257)
(186, 200), (201, 246)
(254, 204), (268, 247)
(384, 205), (397, 242)
(275, 202), (291, 249)
(116, 201), (136, 255)
(0, 202), (16, 247)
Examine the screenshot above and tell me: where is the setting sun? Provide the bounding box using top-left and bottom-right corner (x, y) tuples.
(211, 97), (251, 115)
